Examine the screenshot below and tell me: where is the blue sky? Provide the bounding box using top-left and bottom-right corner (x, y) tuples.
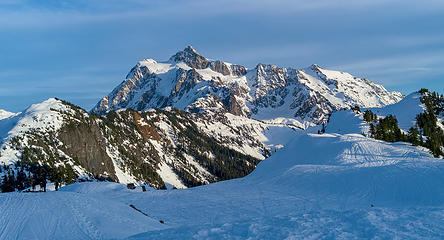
(1, 0), (443, 112)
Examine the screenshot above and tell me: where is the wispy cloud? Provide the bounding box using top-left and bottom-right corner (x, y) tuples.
(2, 0), (444, 30)
(330, 51), (444, 74)
(327, 50), (444, 89)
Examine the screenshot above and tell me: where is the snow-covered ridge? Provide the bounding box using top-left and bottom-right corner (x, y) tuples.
(0, 109), (17, 120)
(300, 64), (403, 109)
(366, 92), (424, 131)
(91, 46), (403, 128)
(325, 92), (425, 135)
(1, 98), (73, 140)
(0, 98), (86, 169)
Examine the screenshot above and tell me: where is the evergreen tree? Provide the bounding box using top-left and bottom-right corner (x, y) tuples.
(369, 123), (375, 137)
(0, 175), (10, 192)
(351, 106), (361, 113)
(1, 172), (15, 193)
(415, 89), (444, 157)
(373, 115), (404, 142)
(363, 110), (378, 123)
(408, 127), (420, 146)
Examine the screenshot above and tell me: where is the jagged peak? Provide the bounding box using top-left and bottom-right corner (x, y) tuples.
(303, 64), (354, 80)
(169, 45), (209, 68)
(138, 58), (158, 65)
(310, 63), (321, 69)
(255, 63), (280, 70)
(183, 45), (199, 55)
(134, 46), (245, 76)
(172, 45), (201, 59)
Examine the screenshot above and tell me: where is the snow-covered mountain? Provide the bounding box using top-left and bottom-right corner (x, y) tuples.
(92, 46), (403, 128)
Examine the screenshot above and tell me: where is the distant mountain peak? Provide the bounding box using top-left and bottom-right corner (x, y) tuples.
(169, 45), (209, 69)
(310, 63), (320, 68)
(184, 45), (199, 54)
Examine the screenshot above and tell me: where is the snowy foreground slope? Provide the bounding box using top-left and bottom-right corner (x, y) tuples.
(0, 187), (166, 239)
(2, 96), (444, 239)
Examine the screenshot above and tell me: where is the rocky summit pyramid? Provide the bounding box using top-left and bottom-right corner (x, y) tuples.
(92, 46), (403, 128)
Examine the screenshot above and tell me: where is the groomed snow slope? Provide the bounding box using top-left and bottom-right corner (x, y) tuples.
(2, 99), (444, 239)
(0, 185), (165, 240)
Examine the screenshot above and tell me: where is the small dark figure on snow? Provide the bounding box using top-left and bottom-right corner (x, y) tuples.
(39, 181), (47, 192)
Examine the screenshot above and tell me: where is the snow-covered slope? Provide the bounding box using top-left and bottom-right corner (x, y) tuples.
(0, 98), (75, 142)
(325, 92), (425, 135)
(0, 186), (165, 240)
(0, 110), (16, 120)
(92, 46), (403, 128)
(366, 92), (424, 131)
(0, 99), (86, 171)
(127, 136), (443, 239)
(2, 108), (443, 239)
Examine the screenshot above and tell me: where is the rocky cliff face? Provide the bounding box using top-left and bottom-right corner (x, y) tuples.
(92, 46), (403, 128)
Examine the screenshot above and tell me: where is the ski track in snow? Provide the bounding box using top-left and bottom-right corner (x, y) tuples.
(0, 190), (166, 240)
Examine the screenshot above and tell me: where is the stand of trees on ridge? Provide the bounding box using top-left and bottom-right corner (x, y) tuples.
(363, 89), (444, 158)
